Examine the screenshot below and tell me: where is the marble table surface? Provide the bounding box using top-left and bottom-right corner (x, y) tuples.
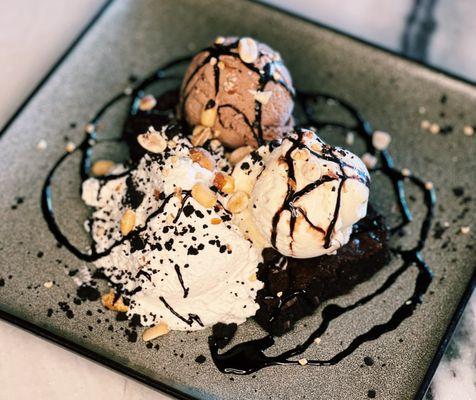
(0, 1), (474, 399)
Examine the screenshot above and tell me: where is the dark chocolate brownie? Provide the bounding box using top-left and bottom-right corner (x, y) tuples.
(122, 88), (182, 161)
(255, 205), (390, 336)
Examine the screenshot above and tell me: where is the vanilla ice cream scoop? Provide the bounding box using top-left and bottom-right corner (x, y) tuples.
(234, 128), (370, 258)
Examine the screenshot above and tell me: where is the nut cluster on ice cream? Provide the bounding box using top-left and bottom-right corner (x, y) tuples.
(180, 36), (295, 149)
(232, 128), (370, 258)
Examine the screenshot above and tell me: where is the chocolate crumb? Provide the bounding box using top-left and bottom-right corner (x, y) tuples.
(76, 284), (100, 301)
(116, 312), (128, 321)
(364, 356), (374, 366)
(124, 329), (138, 342)
(195, 354), (206, 364)
(452, 187), (464, 197)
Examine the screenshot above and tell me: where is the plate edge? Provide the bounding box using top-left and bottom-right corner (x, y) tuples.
(413, 270), (475, 400)
(0, 0), (474, 398)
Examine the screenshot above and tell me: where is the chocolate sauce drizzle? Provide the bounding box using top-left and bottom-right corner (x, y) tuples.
(159, 296), (203, 327)
(209, 93), (435, 374)
(174, 264), (189, 298)
(269, 129), (370, 251)
(41, 43), (435, 375)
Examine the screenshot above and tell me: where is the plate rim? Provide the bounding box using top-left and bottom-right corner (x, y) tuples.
(0, 1), (474, 399)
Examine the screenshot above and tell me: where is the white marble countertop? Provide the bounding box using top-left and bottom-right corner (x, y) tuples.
(0, 1), (474, 399)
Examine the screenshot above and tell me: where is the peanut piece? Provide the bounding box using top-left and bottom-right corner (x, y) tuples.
(227, 191), (249, 214)
(191, 125), (212, 146)
(191, 183), (217, 208)
(137, 131), (167, 153)
(190, 148), (216, 171)
(238, 37), (258, 63)
(101, 289), (128, 312)
(228, 146), (253, 165)
(249, 90), (273, 105)
(91, 160), (115, 176)
(213, 172), (235, 194)
(142, 321), (170, 341)
(138, 95), (157, 111)
(120, 209), (136, 235)
(200, 103), (217, 127)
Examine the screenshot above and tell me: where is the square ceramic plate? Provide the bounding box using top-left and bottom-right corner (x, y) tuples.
(0, 1), (474, 399)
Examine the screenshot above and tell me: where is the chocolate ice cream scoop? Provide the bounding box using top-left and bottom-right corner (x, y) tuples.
(180, 36), (295, 149)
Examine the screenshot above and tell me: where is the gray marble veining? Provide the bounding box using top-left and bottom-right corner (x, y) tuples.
(263, 0), (476, 82)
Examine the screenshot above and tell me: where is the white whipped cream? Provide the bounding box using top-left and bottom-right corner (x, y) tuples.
(82, 127), (263, 330)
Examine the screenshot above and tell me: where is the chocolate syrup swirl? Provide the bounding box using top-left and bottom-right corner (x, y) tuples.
(209, 92), (435, 374)
(41, 43), (435, 375)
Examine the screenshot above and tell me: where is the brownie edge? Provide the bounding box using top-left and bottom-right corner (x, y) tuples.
(255, 205), (391, 336)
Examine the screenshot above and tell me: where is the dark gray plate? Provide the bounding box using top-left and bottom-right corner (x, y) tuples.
(0, 1), (474, 399)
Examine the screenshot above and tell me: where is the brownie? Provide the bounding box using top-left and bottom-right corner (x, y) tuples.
(255, 205), (391, 336)
(122, 88), (183, 161)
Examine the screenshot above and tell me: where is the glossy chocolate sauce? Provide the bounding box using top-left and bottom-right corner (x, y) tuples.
(41, 40), (435, 375)
(209, 93), (435, 374)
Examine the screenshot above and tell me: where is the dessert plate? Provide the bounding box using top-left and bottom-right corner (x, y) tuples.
(0, 1), (474, 399)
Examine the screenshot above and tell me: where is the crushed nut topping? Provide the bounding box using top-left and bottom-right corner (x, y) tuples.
(227, 146), (253, 165)
(101, 289), (128, 312)
(143, 321), (170, 341)
(362, 153), (377, 169)
(191, 125), (212, 147)
(91, 160), (115, 176)
(238, 37), (259, 63)
(200, 103), (218, 127)
(372, 130), (391, 150)
(137, 129), (167, 153)
(191, 183), (217, 208)
(65, 142), (76, 153)
(190, 148), (216, 171)
(120, 209), (136, 236)
(138, 94), (157, 111)
(227, 191), (249, 214)
(249, 90), (273, 105)
(213, 172), (235, 194)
